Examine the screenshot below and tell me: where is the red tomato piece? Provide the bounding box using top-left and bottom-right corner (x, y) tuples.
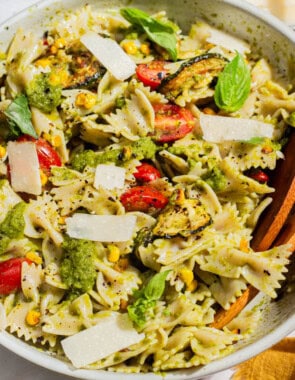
(120, 186), (168, 212)
(134, 163), (161, 183)
(0, 258), (31, 295)
(247, 169), (269, 183)
(136, 61), (168, 89)
(17, 135), (62, 172)
(153, 104), (195, 143)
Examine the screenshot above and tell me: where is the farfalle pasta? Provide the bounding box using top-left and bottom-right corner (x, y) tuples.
(0, 3), (293, 374)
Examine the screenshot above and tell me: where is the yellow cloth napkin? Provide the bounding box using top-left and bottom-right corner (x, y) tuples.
(232, 338), (295, 380)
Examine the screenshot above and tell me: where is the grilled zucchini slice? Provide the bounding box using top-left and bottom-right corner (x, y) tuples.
(159, 53), (227, 104)
(153, 198), (211, 238)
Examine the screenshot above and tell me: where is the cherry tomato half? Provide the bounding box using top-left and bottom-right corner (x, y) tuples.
(153, 103), (195, 143)
(17, 135), (62, 172)
(136, 61), (168, 89)
(120, 186), (168, 213)
(247, 169), (269, 183)
(134, 163), (161, 183)
(0, 258), (31, 295)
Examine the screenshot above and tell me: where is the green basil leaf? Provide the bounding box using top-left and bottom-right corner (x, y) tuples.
(4, 94), (38, 138)
(144, 270), (170, 300)
(120, 8), (177, 61)
(214, 53), (251, 112)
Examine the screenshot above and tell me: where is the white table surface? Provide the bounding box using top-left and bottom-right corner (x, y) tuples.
(0, 1), (292, 380)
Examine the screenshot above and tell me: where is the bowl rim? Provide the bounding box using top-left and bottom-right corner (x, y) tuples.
(0, 1), (294, 379)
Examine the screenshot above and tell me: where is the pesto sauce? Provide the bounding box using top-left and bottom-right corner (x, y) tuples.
(0, 202), (26, 254)
(26, 73), (62, 113)
(71, 137), (158, 172)
(60, 237), (97, 294)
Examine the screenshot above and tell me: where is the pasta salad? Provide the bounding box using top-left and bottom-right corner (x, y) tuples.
(0, 4), (294, 373)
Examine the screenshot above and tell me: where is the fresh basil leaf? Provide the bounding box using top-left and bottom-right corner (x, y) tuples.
(4, 94), (38, 138)
(144, 270), (170, 301)
(214, 53), (251, 112)
(120, 7), (177, 61)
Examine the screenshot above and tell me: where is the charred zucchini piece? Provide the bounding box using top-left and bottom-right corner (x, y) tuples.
(159, 53), (227, 103)
(65, 51), (106, 89)
(153, 198), (211, 238)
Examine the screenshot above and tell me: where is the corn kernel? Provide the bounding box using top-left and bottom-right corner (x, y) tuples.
(40, 170), (48, 186)
(0, 146), (6, 159)
(239, 237), (249, 253)
(59, 70), (69, 87)
(58, 216), (66, 225)
(123, 146), (132, 160)
(186, 279), (198, 292)
(35, 58), (51, 68)
(262, 145), (273, 154)
(26, 251), (42, 265)
(75, 93), (97, 109)
(178, 268), (194, 287)
(42, 132), (51, 142)
(122, 41), (138, 55)
(50, 45), (58, 54)
(54, 38), (66, 49)
(108, 245), (120, 263)
(48, 73), (61, 86)
(26, 310), (41, 326)
(51, 135), (62, 148)
(203, 107), (216, 115)
(140, 43), (150, 55)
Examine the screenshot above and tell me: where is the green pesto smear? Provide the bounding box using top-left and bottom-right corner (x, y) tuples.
(0, 202), (26, 254)
(60, 236), (97, 295)
(26, 73), (62, 113)
(202, 166), (227, 192)
(71, 137), (158, 172)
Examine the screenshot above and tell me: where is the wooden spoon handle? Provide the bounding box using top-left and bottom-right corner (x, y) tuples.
(251, 132), (295, 252)
(211, 212), (295, 329)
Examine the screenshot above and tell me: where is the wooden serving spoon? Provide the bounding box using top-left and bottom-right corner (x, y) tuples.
(211, 131), (295, 329)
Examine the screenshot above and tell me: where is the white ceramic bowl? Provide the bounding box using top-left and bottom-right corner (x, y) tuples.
(0, 1), (294, 379)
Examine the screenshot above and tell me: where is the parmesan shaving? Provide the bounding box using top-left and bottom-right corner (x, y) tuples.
(199, 113), (274, 142)
(66, 213), (137, 242)
(80, 31), (136, 81)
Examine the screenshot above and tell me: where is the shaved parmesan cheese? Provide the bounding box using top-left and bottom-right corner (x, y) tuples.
(7, 141), (41, 195)
(207, 28), (250, 54)
(81, 31), (136, 81)
(94, 164), (125, 190)
(66, 213), (137, 242)
(61, 312), (144, 368)
(200, 113), (274, 142)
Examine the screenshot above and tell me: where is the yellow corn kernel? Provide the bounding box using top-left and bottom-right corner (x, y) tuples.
(40, 170), (48, 186)
(108, 245), (120, 263)
(123, 146), (132, 160)
(42, 132), (51, 142)
(186, 279), (198, 292)
(122, 41), (138, 55)
(35, 58), (51, 68)
(58, 70), (69, 87)
(262, 145), (273, 154)
(0, 145), (6, 159)
(26, 251), (42, 265)
(51, 135), (62, 147)
(50, 45), (58, 54)
(58, 216), (66, 225)
(178, 268), (194, 287)
(26, 310), (41, 326)
(54, 38), (66, 49)
(75, 93), (97, 109)
(140, 43), (150, 55)
(48, 73), (61, 86)
(239, 237), (249, 253)
(203, 107), (216, 115)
